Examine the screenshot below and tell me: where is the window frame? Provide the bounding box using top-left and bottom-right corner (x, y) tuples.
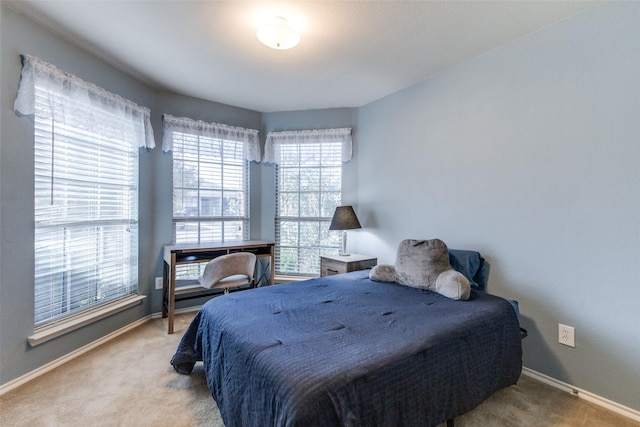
(273, 139), (346, 276)
(170, 131), (251, 245)
(31, 83), (143, 329)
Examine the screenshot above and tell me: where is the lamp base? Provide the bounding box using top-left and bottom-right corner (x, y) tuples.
(339, 231), (350, 256)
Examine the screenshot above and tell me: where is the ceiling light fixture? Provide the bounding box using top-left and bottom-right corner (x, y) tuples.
(256, 17), (300, 50)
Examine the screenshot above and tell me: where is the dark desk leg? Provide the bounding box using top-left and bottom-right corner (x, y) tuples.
(447, 419), (454, 427)
(162, 260), (168, 318)
(269, 244), (275, 285)
(168, 253), (177, 334)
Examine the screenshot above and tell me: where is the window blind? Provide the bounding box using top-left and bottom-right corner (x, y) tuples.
(13, 55), (151, 327)
(272, 137), (347, 276)
(32, 88), (140, 327)
(165, 115), (254, 280)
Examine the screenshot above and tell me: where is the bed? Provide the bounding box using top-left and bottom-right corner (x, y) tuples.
(171, 250), (522, 427)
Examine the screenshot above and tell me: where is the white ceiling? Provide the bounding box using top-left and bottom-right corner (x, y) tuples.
(6, 1), (599, 113)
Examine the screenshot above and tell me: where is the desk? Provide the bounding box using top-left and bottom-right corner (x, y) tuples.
(162, 240), (274, 333)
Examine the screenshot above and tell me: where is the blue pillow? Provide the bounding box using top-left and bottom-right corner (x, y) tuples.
(448, 250), (522, 322)
(448, 249), (490, 291)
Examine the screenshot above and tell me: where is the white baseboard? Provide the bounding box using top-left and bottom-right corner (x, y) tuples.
(2, 308), (201, 396)
(4, 320), (638, 425)
(522, 367), (640, 422)
(0, 315), (151, 397)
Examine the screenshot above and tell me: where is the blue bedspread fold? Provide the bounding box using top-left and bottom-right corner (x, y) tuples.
(171, 270), (522, 427)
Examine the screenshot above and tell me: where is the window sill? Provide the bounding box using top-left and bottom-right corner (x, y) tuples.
(274, 275), (315, 284)
(28, 295), (146, 347)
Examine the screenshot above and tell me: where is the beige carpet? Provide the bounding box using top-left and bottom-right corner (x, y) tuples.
(1, 313), (638, 427)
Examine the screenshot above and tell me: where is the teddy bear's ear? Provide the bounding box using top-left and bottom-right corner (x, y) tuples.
(435, 269), (471, 300)
(369, 264), (396, 282)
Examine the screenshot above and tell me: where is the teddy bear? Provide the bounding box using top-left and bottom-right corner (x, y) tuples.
(369, 238), (471, 300)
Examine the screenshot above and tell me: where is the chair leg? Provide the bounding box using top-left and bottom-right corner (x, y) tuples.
(224, 288), (229, 295)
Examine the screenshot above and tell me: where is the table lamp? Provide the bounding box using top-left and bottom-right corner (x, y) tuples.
(329, 206), (362, 256)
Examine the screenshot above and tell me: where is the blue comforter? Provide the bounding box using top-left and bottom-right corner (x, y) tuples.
(171, 270), (522, 426)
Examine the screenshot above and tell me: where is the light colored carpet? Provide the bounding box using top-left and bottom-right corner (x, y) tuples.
(1, 313), (638, 427)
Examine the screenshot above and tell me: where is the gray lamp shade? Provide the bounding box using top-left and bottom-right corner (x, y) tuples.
(329, 206), (362, 231)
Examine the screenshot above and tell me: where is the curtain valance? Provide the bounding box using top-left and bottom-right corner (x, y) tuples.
(263, 128), (352, 164)
(13, 55), (155, 149)
(162, 114), (260, 162)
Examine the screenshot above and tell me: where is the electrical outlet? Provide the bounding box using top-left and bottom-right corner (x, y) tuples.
(155, 277), (163, 290)
(559, 324), (575, 347)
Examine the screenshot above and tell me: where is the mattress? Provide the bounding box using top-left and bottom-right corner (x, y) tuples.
(171, 270), (522, 426)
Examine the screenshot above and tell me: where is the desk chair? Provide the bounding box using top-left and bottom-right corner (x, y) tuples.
(170, 252), (257, 333)
(199, 252), (257, 293)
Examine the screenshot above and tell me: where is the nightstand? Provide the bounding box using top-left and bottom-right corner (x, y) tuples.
(320, 254), (377, 277)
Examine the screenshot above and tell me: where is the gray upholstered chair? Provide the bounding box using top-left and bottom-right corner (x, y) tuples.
(168, 252), (257, 333)
(198, 252), (257, 294)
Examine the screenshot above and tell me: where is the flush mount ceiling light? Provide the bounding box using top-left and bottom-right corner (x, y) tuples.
(256, 17), (300, 50)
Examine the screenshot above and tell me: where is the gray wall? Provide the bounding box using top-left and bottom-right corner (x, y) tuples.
(354, 2), (639, 411)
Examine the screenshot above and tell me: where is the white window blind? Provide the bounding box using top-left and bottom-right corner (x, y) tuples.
(14, 55), (153, 327)
(266, 128), (352, 276)
(164, 115), (257, 279)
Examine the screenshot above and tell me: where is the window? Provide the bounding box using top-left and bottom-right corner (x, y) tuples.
(171, 132), (249, 243)
(163, 115), (259, 280)
(14, 55), (154, 327)
(163, 114), (259, 244)
(265, 128), (352, 276)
